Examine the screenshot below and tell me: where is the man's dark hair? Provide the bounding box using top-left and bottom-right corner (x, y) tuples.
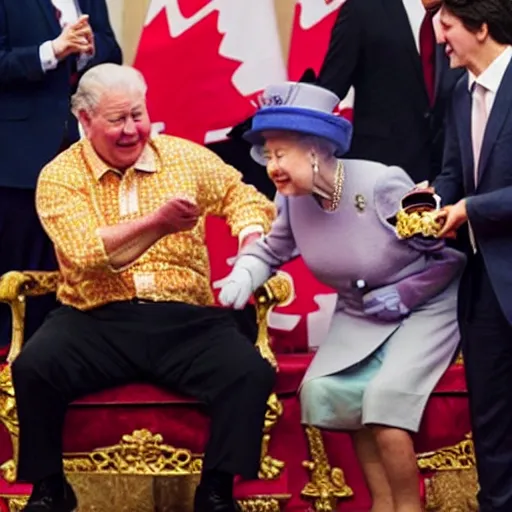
(442, 0), (512, 45)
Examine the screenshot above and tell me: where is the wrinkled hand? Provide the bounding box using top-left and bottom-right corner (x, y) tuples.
(362, 285), (409, 322)
(52, 15), (94, 60)
(435, 200), (467, 239)
(215, 267), (253, 310)
(154, 196), (201, 235)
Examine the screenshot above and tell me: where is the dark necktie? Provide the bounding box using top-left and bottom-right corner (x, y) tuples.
(419, 11), (436, 106)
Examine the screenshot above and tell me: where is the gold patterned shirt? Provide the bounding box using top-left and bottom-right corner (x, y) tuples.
(36, 135), (276, 310)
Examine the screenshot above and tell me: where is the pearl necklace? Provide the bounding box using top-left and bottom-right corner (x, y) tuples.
(325, 160), (345, 212)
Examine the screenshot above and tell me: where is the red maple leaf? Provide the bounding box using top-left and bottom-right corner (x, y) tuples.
(287, 1), (341, 80)
(133, 7), (256, 144)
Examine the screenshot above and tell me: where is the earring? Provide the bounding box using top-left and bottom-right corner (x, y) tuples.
(312, 161), (319, 174)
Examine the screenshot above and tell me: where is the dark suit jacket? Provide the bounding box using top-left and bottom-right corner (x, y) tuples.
(434, 59), (512, 324)
(317, 0), (462, 184)
(0, 0), (122, 189)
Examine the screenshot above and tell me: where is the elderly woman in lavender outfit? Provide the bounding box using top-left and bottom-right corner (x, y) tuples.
(216, 82), (465, 512)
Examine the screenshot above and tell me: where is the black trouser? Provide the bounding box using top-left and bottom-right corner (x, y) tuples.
(11, 301), (275, 483)
(459, 253), (512, 512)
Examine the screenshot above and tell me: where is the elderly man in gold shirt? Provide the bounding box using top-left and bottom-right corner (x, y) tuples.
(11, 63), (276, 512)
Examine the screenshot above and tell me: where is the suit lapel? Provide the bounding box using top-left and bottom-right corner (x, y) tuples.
(477, 60), (512, 184)
(454, 75), (475, 193)
(434, 44), (445, 100)
(77, 0), (87, 15)
(36, 0), (61, 36)
(382, 0), (429, 105)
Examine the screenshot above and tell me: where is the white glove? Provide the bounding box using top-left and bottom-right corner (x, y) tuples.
(216, 267), (254, 309)
(215, 255), (272, 310)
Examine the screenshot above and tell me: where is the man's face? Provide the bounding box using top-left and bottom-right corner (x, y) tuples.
(80, 88), (152, 170)
(438, 7), (485, 70)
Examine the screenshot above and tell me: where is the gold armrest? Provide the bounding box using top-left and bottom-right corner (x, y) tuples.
(253, 272), (294, 369)
(0, 269), (293, 369)
(0, 270), (59, 363)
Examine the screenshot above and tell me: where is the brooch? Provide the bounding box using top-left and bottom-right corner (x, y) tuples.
(355, 194), (366, 212)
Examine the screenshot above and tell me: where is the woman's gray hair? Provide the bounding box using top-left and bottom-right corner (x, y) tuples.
(71, 63), (147, 116)
(296, 134), (337, 159)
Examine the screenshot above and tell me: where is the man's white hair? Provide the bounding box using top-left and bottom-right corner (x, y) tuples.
(71, 63), (147, 116)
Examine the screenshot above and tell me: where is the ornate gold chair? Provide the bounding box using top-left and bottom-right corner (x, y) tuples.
(0, 267), (296, 512)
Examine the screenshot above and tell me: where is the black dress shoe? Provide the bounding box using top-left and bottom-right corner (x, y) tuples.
(22, 479), (77, 512)
(194, 484), (242, 512)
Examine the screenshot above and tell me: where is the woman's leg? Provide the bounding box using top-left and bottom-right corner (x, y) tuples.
(301, 350), (396, 511)
(370, 425), (422, 512)
(352, 428), (394, 512)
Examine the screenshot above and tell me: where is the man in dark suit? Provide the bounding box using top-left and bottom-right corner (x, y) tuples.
(317, 0), (461, 184)
(0, 0), (122, 355)
(433, 1), (512, 510)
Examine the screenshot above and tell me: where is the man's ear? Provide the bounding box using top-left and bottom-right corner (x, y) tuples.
(78, 109), (92, 137)
(476, 22), (489, 43)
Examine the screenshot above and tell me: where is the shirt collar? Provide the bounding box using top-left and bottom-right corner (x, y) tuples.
(83, 138), (158, 180)
(468, 45), (512, 93)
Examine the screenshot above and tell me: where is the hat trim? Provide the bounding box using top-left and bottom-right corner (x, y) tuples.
(243, 107), (352, 158)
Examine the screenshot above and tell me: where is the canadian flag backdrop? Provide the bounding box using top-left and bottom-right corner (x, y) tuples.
(133, 0), (287, 144)
(133, 0), (353, 349)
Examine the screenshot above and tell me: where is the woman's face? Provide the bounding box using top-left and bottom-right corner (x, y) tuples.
(262, 131), (314, 196)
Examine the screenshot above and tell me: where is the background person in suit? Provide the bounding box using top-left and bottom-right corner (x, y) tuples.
(433, 1), (512, 510)
(0, 0), (122, 355)
(317, 0), (461, 184)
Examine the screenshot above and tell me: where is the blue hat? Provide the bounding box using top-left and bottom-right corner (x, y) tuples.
(243, 82), (353, 165)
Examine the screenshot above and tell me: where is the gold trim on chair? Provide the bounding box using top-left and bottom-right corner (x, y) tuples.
(0, 364), (18, 483)
(0, 270), (59, 363)
(301, 426), (353, 512)
(417, 433), (478, 512)
(254, 273), (294, 369)
(259, 393), (285, 480)
(63, 429), (202, 475)
(417, 433), (475, 472)
(1, 495), (28, 512)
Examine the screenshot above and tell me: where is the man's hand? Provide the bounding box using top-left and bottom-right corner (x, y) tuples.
(435, 199), (468, 239)
(52, 15), (94, 60)
(153, 196), (201, 235)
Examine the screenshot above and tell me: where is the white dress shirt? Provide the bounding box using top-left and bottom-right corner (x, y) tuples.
(466, 45), (512, 252)
(402, 0), (427, 53)
(468, 46), (512, 116)
(39, 0), (91, 72)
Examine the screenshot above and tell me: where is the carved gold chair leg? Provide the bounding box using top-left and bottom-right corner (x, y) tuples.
(301, 426), (353, 512)
(258, 393), (285, 480)
(0, 365), (18, 483)
(3, 495), (28, 512)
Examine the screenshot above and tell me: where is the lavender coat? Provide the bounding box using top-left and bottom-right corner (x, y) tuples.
(242, 159), (465, 407)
